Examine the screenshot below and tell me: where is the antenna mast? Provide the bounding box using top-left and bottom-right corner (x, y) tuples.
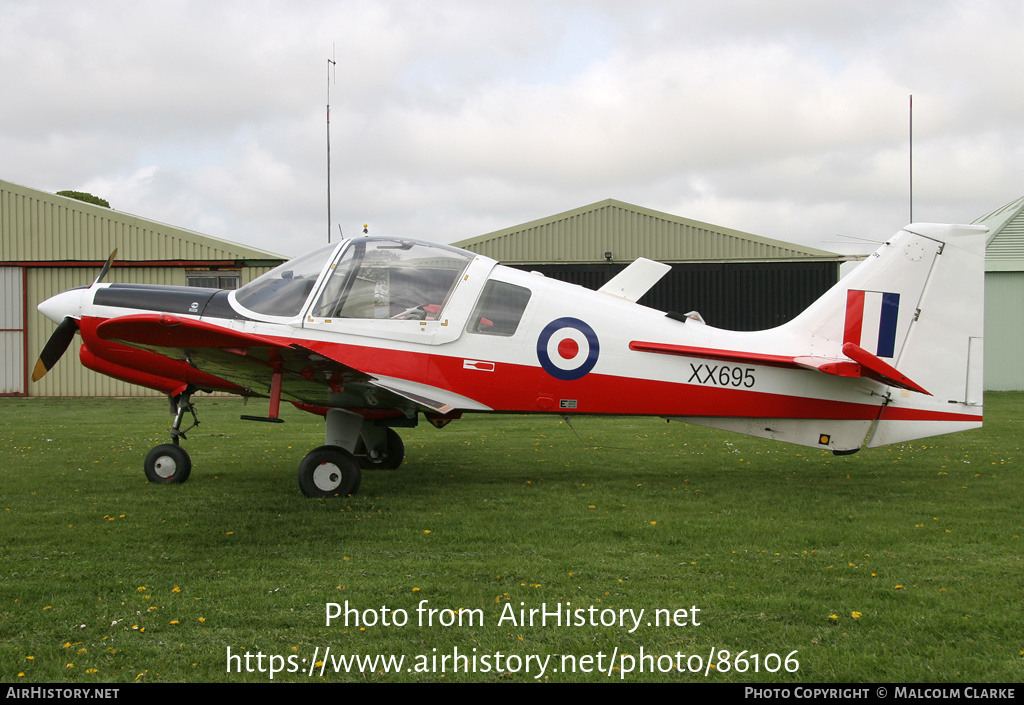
(327, 47), (337, 244)
(909, 94), (913, 223)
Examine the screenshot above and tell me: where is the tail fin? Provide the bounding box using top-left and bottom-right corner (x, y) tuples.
(788, 223), (986, 446)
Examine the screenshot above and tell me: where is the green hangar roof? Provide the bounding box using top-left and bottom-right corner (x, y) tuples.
(1, 179), (283, 265)
(452, 199), (840, 265)
(975, 195), (1024, 272)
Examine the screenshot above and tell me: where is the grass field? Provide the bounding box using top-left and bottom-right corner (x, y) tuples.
(1, 394), (1021, 682)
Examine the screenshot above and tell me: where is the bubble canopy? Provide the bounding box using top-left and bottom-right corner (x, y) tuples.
(233, 238), (474, 320)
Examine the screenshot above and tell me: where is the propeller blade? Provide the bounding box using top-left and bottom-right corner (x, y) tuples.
(93, 248), (117, 286)
(32, 316), (79, 382)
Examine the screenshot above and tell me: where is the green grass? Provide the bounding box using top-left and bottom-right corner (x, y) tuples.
(1, 394), (1021, 682)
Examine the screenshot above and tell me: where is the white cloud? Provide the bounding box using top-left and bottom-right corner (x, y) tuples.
(3, 0), (1024, 256)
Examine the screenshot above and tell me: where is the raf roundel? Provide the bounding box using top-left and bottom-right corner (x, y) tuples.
(536, 317), (600, 381)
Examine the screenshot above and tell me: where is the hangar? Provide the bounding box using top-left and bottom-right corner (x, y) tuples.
(975, 196), (1024, 390)
(11, 185), (1017, 395)
(1, 179), (284, 397)
(453, 199), (845, 331)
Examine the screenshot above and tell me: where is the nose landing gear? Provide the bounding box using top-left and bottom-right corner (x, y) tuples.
(143, 386), (198, 485)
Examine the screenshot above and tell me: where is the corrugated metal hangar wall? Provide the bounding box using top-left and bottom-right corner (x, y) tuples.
(454, 199), (844, 331)
(975, 196), (1024, 390)
(1, 179), (284, 396)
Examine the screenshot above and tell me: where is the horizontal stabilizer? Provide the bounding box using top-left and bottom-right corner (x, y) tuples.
(841, 342), (930, 395)
(630, 340), (930, 394)
(629, 341), (802, 368)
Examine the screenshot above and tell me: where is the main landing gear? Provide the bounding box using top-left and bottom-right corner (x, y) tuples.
(141, 390), (407, 498)
(295, 409), (407, 498)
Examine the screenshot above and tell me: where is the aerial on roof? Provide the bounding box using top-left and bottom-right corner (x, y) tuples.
(452, 198), (841, 265)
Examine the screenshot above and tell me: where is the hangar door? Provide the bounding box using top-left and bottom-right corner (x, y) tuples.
(1, 267), (25, 395)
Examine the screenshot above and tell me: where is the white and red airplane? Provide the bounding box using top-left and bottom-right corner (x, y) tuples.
(34, 223), (986, 497)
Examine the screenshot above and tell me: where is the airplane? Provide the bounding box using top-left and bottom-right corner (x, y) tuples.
(33, 222), (986, 497)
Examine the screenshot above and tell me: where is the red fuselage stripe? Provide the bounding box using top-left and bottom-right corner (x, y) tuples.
(80, 316), (981, 424)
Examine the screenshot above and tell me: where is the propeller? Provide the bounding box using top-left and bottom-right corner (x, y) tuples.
(32, 249), (117, 382)
(32, 316), (79, 382)
(93, 248), (117, 286)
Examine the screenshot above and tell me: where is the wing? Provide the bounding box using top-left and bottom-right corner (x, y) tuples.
(95, 314), (490, 414)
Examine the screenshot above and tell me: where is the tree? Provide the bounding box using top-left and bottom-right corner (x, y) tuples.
(56, 190), (111, 208)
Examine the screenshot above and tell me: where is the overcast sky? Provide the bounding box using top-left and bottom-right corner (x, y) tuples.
(3, 0), (1023, 258)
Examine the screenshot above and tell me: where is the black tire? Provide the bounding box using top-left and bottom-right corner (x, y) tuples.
(360, 428), (405, 470)
(144, 444), (192, 484)
(298, 445), (362, 497)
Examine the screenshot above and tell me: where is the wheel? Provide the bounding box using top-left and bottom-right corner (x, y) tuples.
(298, 445), (362, 497)
(144, 444), (192, 484)
(360, 428), (405, 470)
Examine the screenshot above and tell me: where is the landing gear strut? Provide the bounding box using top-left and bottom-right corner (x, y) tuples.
(143, 386), (198, 485)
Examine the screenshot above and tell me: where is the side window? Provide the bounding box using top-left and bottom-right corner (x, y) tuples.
(187, 270), (241, 289)
(468, 280), (532, 336)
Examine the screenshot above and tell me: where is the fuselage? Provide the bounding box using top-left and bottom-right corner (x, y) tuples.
(37, 229), (984, 453)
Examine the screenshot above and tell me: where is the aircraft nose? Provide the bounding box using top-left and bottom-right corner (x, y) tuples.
(38, 288), (84, 324)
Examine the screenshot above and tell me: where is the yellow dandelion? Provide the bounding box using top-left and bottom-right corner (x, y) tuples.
(170, 620), (179, 625)
(851, 612), (862, 619)
(895, 585), (904, 590)
(198, 617), (205, 623)
(828, 614), (838, 620)
(412, 587), (420, 592)
(171, 586), (181, 593)
(137, 586), (146, 592)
